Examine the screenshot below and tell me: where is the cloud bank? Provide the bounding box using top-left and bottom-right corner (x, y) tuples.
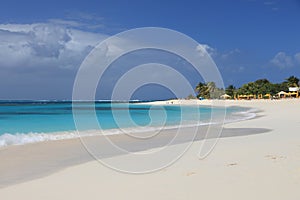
(0, 22), (107, 70)
(0, 22), (244, 100)
(0, 22), (109, 99)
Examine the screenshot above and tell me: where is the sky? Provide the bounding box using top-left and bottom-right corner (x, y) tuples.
(0, 0), (299, 100)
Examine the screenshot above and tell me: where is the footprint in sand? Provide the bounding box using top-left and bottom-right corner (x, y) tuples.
(227, 163), (238, 166)
(265, 155), (286, 161)
(186, 172), (196, 176)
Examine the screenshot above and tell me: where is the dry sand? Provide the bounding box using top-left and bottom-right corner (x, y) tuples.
(0, 99), (300, 200)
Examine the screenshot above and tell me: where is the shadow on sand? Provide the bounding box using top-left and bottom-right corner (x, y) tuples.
(0, 126), (271, 188)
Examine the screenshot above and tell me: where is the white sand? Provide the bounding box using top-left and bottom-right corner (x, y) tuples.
(1, 99), (300, 200)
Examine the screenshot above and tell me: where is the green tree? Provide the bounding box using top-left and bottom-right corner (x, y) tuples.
(238, 82), (256, 95)
(285, 76), (300, 87)
(207, 82), (216, 98)
(254, 79), (271, 95)
(195, 82), (222, 99)
(207, 82), (224, 99)
(186, 94), (197, 99)
(195, 82), (209, 99)
(269, 83), (288, 95)
(217, 76), (299, 98)
(225, 85), (236, 99)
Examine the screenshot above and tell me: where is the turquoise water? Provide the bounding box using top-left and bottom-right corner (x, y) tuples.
(0, 101), (251, 146)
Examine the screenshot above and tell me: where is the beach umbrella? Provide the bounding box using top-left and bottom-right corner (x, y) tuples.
(220, 94), (231, 99)
(277, 91), (287, 98)
(277, 91), (287, 95)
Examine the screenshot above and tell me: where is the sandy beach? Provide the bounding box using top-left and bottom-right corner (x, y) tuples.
(0, 99), (300, 200)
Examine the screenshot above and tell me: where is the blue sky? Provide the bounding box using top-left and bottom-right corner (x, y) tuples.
(0, 0), (299, 100)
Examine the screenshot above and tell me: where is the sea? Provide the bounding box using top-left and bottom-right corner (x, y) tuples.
(0, 100), (255, 147)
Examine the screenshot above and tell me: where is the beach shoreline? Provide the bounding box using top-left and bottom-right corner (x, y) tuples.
(0, 99), (253, 148)
(0, 109), (262, 187)
(0, 99), (300, 200)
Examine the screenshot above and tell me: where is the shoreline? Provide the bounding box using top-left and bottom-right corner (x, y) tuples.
(0, 101), (260, 187)
(0, 100), (254, 148)
(1, 99), (300, 199)
(0, 116), (265, 188)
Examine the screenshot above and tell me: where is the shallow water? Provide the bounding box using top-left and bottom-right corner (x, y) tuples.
(0, 101), (252, 146)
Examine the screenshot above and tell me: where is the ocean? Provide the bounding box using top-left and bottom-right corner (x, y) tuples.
(0, 101), (254, 147)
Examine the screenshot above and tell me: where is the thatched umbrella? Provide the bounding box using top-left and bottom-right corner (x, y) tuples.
(220, 94), (231, 99)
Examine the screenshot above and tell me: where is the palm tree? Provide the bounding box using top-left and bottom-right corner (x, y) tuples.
(225, 85), (236, 99)
(207, 82), (216, 92)
(285, 76), (299, 87)
(207, 82), (217, 99)
(195, 82), (209, 99)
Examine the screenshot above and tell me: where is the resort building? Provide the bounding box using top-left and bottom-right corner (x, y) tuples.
(277, 87), (299, 98)
(287, 87), (299, 98)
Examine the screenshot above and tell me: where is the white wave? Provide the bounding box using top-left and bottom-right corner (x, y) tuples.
(226, 108), (257, 123)
(0, 109), (257, 148)
(0, 131), (81, 147)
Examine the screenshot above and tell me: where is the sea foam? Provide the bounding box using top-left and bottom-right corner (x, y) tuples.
(0, 108), (256, 148)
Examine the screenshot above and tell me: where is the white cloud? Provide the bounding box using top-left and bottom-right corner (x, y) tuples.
(270, 52), (299, 69)
(196, 44), (216, 57)
(294, 52), (300, 64)
(196, 44), (242, 61)
(0, 22), (108, 69)
(220, 48), (240, 59)
(0, 24), (235, 72)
